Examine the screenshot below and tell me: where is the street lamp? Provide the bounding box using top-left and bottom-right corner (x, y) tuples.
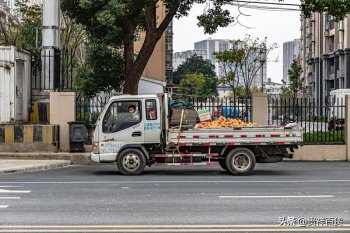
(259, 46), (267, 93)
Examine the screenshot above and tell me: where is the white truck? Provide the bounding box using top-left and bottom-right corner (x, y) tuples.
(91, 94), (303, 175)
(328, 89), (349, 131)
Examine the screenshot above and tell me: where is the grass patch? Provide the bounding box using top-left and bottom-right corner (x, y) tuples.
(303, 131), (344, 143)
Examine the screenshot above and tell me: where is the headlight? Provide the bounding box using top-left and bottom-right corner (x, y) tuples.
(92, 143), (99, 153)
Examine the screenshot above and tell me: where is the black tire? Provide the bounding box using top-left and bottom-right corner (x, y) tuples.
(117, 149), (146, 175)
(218, 159), (228, 171)
(225, 148), (256, 175)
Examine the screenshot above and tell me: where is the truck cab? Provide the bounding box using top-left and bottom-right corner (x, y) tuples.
(91, 95), (163, 165)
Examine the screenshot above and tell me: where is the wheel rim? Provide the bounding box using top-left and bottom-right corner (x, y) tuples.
(123, 154), (140, 171)
(232, 153), (251, 172)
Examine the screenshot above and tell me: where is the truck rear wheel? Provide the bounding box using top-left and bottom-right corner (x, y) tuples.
(117, 149), (146, 175)
(225, 148), (256, 175)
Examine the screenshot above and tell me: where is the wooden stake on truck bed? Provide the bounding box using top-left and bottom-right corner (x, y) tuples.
(176, 109), (185, 159)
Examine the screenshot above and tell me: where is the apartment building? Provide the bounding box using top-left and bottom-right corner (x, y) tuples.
(264, 78), (283, 98)
(283, 39), (301, 84)
(301, 13), (350, 102)
(173, 49), (208, 70)
(193, 38), (232, 77)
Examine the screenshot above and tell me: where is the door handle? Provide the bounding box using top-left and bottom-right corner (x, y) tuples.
(132, 131), (142, 137)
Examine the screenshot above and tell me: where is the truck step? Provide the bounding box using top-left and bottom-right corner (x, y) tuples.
(156, 162), (218, 166)
(154, 153), (219, 158)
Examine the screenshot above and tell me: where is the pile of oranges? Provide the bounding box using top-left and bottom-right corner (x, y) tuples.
(197, 116), (258, 128)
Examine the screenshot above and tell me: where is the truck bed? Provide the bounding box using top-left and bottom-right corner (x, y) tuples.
(167, 125), (303, 146)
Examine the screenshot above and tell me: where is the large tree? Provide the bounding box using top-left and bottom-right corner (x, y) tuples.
(61, 0), (350, 95)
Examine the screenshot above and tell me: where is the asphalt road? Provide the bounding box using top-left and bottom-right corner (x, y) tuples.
(0, 161), (350, 232)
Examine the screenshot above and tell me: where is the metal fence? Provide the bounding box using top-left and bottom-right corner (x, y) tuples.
(31, 48), (75, 101)
(186, 97), (252, 122)
(76, 93), (114, 125)
(76, 95), (253, 126)
(268, 97), (345, 144)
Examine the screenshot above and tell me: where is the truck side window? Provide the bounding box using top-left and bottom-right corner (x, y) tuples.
(103, 101), (141, 133)
(146, 99), (157, 120)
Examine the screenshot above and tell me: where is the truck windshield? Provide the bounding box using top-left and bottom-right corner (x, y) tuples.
(102, 101), (141, 133)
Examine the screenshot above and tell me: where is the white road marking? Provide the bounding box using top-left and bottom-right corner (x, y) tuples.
(0, 205), (9, 209)
(0, 189), (31, 194)
(1, 179), (350, 184)
(219, 195), (334, 198)
(0, 197), (21, 199)
(0, 226), (350, 232)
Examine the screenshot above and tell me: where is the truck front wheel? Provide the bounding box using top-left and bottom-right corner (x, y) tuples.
(225, 148), (256, 175)
(117, 149), (146, 175)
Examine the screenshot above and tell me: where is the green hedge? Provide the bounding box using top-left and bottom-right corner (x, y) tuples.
(303, 131), (344, 143)
(76, 112), (90, 122)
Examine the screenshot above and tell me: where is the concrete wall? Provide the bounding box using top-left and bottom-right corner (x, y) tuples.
(252, 93), (268, 125)
(292, 145), (347, 161)
(50, 92), (75, 151)
(0, 124), (59, 152)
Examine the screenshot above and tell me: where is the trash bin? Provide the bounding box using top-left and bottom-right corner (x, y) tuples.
(68, 121), (88, 152)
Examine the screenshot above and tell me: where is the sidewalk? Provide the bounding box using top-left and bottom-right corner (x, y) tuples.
(0, 152), (92, 174)
(0, 160), (71, 174)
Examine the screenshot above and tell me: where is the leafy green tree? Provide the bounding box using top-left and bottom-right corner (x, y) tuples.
(61, 0), (350, 95)
(215, 36), (277, 96)
(75, 40), (124, 97)
(301, 0), (350, 21)
(215, 48), (244, 97)
(0, 0), (42, 51)
(177, 73), (216, 98)
(281, 60), (303, 99)
(0, 0), (86, 53)
(173, 54), (216, 84)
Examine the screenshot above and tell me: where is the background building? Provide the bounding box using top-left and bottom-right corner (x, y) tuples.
(173, 49), (208, 70)
(264, 78), (283, 98)
(301, 13), (350, 103)
(194, 38), (232, 77)
(283, 39), (301, 84)
(165, 21), (173, 84)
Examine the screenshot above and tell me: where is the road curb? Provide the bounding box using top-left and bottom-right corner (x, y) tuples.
(0, 160), (72, 174)
(0, 153), (93, 165)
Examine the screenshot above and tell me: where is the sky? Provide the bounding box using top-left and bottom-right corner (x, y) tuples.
(173, 0), (301, 83)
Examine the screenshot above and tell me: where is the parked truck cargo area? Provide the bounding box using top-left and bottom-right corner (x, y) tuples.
(91, 94), (303, 175)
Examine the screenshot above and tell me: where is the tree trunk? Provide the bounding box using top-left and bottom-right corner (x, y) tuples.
(122, 3), (180, 95)
(123, 36), (159, 95)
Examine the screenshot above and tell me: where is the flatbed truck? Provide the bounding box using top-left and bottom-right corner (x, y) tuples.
(91, 94), (303, 175)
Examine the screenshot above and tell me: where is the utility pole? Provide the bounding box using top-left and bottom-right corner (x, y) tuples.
(42, 0), (60, 90)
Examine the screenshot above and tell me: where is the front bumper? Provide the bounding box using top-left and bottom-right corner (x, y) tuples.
(91, 152), (100, 163)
